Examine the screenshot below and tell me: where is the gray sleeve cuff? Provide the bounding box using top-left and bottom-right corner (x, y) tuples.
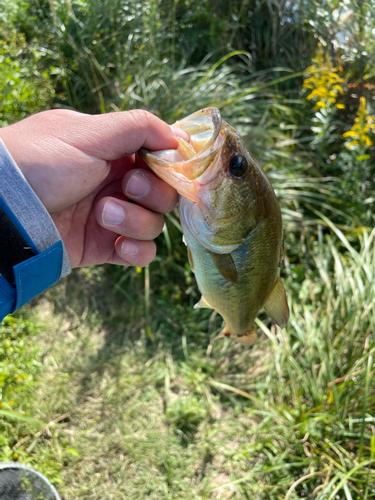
(0, 139), (71, 277)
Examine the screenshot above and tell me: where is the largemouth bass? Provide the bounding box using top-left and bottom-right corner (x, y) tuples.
(139, 107), (289, 345)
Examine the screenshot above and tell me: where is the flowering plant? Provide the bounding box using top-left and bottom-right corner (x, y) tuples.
(303, 47), (345, 111)
(343, 96), (374, 153)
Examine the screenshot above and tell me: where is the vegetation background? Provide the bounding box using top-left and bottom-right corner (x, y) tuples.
(1, 0), (375, 498)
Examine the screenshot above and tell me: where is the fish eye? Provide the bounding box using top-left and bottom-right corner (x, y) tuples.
(229, 155), (247, 178)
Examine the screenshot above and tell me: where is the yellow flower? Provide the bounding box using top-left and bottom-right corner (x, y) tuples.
(346, 140), (359, 148)
(343, 97), (374, 152)
(316, 101), (326, 108)
(303, 47), (345, 110)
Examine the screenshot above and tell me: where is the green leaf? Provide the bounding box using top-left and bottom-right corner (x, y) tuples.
(0, 409), (43, 426)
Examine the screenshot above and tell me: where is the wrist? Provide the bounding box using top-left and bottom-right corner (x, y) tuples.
(0, 139), (71, 320)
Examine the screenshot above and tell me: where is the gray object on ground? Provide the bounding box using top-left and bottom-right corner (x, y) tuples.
(0, 462), (61, 500)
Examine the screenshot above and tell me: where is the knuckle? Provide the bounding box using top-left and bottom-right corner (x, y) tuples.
(127, 109), (152, 129)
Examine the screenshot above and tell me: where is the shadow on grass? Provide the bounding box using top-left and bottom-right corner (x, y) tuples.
(43, 234), (261, 419)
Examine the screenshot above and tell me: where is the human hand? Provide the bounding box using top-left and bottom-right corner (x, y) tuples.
(0, 109), (186, 268)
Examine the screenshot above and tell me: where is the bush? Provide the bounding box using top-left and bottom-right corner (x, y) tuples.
(0, 28), (55, 126)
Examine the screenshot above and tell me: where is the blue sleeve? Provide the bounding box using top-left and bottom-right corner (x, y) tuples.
(0, 140), (71, 320)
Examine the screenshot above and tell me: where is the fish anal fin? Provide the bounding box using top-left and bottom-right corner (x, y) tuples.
(235, 329), (257, 345)
(208, 251), (238, 284)
(213, 325), (231, 340)
(194, 296), (213, 309)
(263, 276), (289, 328)
(213, 326), (257, 346)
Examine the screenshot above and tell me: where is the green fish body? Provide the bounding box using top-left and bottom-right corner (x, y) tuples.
(140, 108), (289, 344)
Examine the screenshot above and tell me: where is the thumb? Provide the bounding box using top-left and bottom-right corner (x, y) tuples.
(86, 110), (179, 160)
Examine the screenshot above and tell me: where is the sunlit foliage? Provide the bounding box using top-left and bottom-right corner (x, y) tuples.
(0, 30), (54, 126)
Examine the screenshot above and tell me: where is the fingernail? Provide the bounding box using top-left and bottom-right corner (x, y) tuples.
(126, 170), (151, 198)
(171, 125), (190, 142)
(102, 201), (125, 225)
(121, 239), (139, 256)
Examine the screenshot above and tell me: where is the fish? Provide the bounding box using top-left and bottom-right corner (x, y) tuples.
(139, 107), (289, 345)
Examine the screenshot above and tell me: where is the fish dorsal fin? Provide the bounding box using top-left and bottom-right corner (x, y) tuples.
(208, 251), (238, 284)
(194, 296), (213, 309)
(263, 276), (289, 328)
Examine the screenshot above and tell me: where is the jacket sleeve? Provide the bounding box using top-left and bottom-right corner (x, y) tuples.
(0, 139), (71, 321)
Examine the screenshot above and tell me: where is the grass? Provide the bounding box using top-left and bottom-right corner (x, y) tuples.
(2, 223), (374, 499)
(2, 1), (375, 498)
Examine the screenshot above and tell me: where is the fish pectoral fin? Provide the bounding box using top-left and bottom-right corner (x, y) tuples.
(263, 276), (289, 328)
(187, 246), (194, 272)
(208, 251), (238, 284)
(194, 296), (213, 309)
(213, 326), (257, 346)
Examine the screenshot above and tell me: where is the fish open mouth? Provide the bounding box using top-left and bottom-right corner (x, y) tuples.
(139, 107), (225, 182)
